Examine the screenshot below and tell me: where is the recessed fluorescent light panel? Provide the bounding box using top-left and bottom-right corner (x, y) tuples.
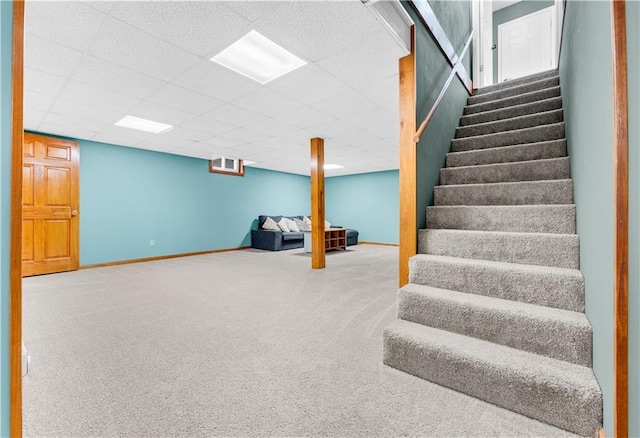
(324, 164), (344, 170)
(211, 30), (307, 84)
(115, 115), (173, 134)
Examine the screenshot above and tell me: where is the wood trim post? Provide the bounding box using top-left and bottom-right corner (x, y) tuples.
(10, 0), (24, 436)
(310, 138), (325, 269)
(399, 27), (416, 287)
(611, 0), (628, 436)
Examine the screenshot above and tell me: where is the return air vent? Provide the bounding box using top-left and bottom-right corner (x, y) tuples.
(209, 157), (245, 176)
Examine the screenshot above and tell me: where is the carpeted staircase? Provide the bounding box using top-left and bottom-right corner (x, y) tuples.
(383, 69), (603, 437)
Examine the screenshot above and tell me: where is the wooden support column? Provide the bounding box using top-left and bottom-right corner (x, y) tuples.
(399, 26), (416, 287)
(611, 0), (629, 435)
(10, 0), (24, 436)
(310, 137), (325, 269)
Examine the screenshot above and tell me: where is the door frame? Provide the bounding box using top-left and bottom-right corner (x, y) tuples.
(9, 0), (24, 436)
(497, 5), (557, 83)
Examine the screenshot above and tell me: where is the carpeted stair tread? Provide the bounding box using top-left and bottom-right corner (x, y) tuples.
(418, 229), (579, 269)
(446, 140), (567, 167)
(467, 76), (560, 106)
(463, 86), (561, 115)
(426, 204), (576, 234)
(460, 96), (563, 127)
(383, 320), (602, 437)
(409, 254), (585, 312)
(472, 69), (558, 96)
(440, 157), (570, 185)
(451, 123), (565, 152)
(397, 284), (592, 367)
(455, 109), (563, 138)
(434, 179), (574, 206)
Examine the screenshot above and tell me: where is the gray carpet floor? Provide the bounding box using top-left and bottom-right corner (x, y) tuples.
(22, 244), (578, 437)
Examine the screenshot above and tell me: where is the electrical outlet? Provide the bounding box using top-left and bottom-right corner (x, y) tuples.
(150, 240), (155, 247)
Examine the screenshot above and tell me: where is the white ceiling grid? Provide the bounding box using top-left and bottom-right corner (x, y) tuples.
(23, 0), (407, 176)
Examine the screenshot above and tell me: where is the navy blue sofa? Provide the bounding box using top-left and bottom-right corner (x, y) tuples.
(251, 215), (359, 251)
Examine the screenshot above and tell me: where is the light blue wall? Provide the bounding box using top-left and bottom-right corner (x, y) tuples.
(35, 136), (310, 266)
(325, 170), (399, 244)
(493, 0), (555, 84)
(559, 0), (614, 433)
(0, 1), (13, 435)
(627, 1), (639, 435)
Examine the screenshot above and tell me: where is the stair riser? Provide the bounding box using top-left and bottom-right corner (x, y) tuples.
(456, 109), (563, 139)
(409, 255), (585, 312)
(440, 157), (570, 185)
(473, 70), (558, 95)
(383, 327), (602, 437)
(397, 286), (592, 366)
(434, 180), (574, 206)
(451, 123), (565, 153)
(467, 77), (560, 106)
(418, 229), (580, 269)
(460, 97), (563, 127)
(464, 87), (561, 115)
(426, 205), (576, 234)
(446, 140), (567, 167)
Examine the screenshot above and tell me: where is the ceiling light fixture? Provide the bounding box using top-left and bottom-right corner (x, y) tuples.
(211, 30), (307, 84)
(324, 164), (344, 170)
(115, 115), (173, 134)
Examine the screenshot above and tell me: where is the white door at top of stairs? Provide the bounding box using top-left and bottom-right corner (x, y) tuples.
(498, 6), (557, 83)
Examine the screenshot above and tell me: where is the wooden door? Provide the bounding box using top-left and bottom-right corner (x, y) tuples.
(498, 6), (555, 82)
(22, 133), (79, 276)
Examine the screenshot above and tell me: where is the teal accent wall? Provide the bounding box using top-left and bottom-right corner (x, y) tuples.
(493, 0), (555, 84)
(0, 2), (13, 435)
(326, 170), (399, 244)
(404, 0), (472, 230)
(32, 135), (310, 266)
(559, 0), (614, 433)
(626, 1), (639, 435)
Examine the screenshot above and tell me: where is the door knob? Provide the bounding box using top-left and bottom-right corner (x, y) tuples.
(71, 210), (78, 216)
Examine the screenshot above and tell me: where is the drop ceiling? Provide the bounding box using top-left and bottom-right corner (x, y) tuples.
(23, 1), (410, 176)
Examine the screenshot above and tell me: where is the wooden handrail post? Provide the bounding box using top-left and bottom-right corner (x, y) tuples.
(10, 0), (25, 436)
(611, 0), (629, 436)
(310, 137), (325, 269)
(399, 26), (416, 287)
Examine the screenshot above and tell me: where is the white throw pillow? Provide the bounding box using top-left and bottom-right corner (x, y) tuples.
(303, 216), (311, 227)
(262, 216), (280, 231)
(286, 218), (300, 232)
(325, 220), (332, 229)
(277, 218), (290, 232)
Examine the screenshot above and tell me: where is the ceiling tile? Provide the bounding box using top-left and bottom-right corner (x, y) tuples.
(134, 134), (193, 150)
(42, 113), (107, 134)
(72, 55), (166, 99)
(222, 1), (276, 23)
(231, 88), (304, 118)
(164, 127), (215, 143)
(267, 65), (351, 105)
(317, 31), (405, 89)
(25, 1), (107, 51)
(343, 108), (397, 134)
(80, 1), (114, 14)
(197, 135), (247, 150)
(147, 84), (224, 116)
(126, 101), (196, 127)
(88, 18), (201, 82)
(38, 123), (97, 142)
(179, 117), (237, 136)
(24, 108), (46, 131)
(277, 105), (336, 130)
(24, 91), (55, 112)
(200, 103), (267, 127)
(253, 2), (381, 62)
(92, 132), (142, 148)
(98, 125), (156, 144)
(59, 80), (141, 113)
(110, 2), (251, 57)
(24, 33), (83, 78)
(50, 99), (122, 125)
(357, 74), (400, 115)
(306, 119), (358, 139)
(173, 60), (261, 102)
(223, 127), (272, 144)
(24, 67), (66, 96)
(313, 90), (378, 120)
